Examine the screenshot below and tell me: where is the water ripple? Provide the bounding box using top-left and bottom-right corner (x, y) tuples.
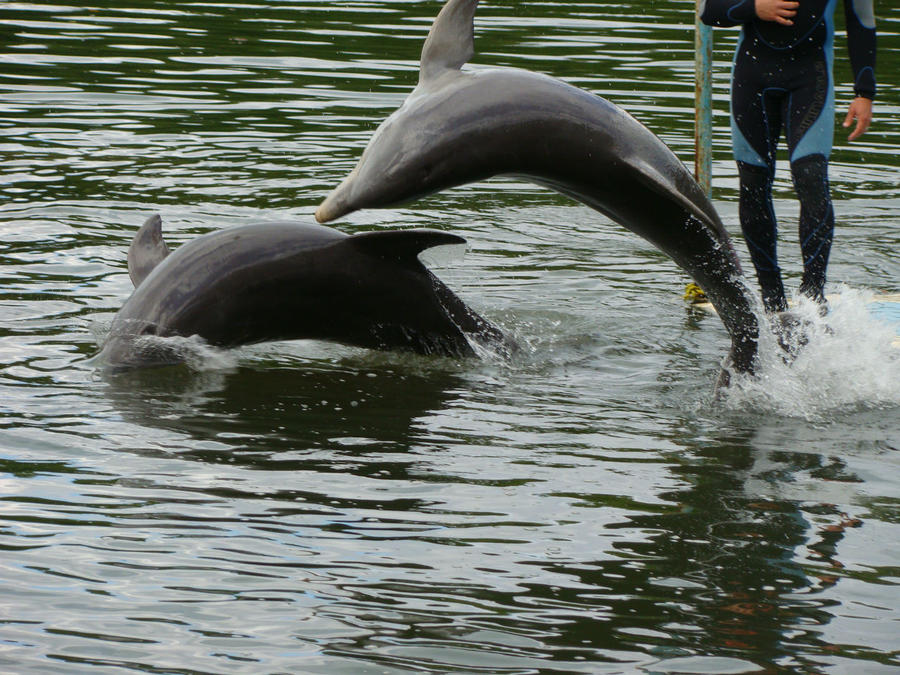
(1, 0), (899, 672)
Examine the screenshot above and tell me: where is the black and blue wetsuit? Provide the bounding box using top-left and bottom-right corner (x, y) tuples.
(700, 0), (876, 312)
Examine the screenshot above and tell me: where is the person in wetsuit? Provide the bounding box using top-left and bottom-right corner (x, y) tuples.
(700, 0), (876, 313)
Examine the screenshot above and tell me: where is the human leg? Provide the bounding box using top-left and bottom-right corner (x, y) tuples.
(790, 154), (834, 305)
(731, 54), (788, 312)
(785, 51), (835, 308)
(737, 161), (788, 312)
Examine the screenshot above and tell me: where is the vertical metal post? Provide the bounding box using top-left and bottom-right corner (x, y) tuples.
(694, 4), (713, 197)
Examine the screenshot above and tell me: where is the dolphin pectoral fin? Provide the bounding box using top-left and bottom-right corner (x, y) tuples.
(419, 0), (478, 84)
(349, 229), (467, 264)
(128, 214), (171, 287)
(629, 158), (721, 234)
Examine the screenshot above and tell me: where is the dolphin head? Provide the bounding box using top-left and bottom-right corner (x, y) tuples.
(316, 0), (481, 223)
(316, 99), (437, 223)
(316, 80), (493, 224)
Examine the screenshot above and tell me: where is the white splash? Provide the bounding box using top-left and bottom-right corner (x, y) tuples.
(722, 287), (900, 420)
(89, 315), (238, 373)
(140, 334), (239, 372)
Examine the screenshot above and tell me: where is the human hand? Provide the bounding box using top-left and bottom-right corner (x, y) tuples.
(755, 0), (799, 25)
(843, 97), (873, 141)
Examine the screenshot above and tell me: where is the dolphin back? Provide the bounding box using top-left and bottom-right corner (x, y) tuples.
(102, 218), (511, 368)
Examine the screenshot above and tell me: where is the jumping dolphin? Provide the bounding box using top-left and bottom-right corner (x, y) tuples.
(100, 214), (511, 369)
(316, 0), (760, 377)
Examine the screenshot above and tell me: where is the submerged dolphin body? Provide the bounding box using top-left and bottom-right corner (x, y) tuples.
(316, 0), (760, 376)
(100, 214), (510, 369)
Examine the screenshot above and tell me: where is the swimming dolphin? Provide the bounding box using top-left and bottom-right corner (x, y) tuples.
(100, 214), (511, 369)
(316, 0), (760, 377)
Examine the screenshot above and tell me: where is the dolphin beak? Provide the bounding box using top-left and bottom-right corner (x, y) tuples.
(315, 170), (357, 223)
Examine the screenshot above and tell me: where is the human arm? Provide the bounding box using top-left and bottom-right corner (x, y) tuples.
(844, 0), (876, 101)
(699, 0), (798, 27)
(843, 97), (872, 141)
(753, 0), (799, 25)
(699, 0), (758, 27)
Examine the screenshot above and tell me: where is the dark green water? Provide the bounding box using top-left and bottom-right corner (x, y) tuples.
(1, 1), (899, 673)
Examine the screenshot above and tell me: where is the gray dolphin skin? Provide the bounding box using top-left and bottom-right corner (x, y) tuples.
(100, 214), (510, 369)
(316, 0), (760, 376)
(127, 213), (170, 287)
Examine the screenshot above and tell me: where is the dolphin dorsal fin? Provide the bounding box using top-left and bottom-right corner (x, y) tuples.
(350, 229), (467, 264)
(419, 0), (479, 85)
(128, 213), (171, 287)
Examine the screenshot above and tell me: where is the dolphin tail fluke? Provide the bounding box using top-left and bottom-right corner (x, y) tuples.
(128, 214), (171, 287)
(419, 0), (478, 84)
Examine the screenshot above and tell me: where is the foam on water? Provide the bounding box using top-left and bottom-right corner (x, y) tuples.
(89, 288), (899, 421)
(722, 287), (900, 420)
(89, 316), (238, 373)
(138, 334), (239, 372)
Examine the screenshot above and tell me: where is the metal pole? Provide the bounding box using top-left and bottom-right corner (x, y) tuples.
(694, 4), (713, 198)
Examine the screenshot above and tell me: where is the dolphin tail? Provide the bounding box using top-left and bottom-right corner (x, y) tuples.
(128, 214), (171, 287)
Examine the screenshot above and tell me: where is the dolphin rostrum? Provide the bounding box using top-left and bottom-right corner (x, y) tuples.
(100, 214), (512, 369)
(316, 0), (760, 378)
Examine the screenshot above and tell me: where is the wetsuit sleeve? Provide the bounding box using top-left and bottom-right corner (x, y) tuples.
(699, 0), (757, 27)
(844, 0), (876, 99)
